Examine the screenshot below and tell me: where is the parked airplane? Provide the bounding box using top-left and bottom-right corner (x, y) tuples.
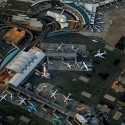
(56, 43), (63, 52)
(53, 113), (63, 125)
(28, 101), (38, 113)
(98, 22), (105, 24)
(62, 62), (74, 69)
(95, 18), (101, 22)
(18, 98), (27, 105)
(93, 25), (98, 30)
(71, 45), (79, 52)
(80, 62), (91, 71)
(92, 39), (99, 42)
(24, 83), (32, 90)
(37, 85), (48, 92)
(95, 49), (107, 59)
(63, 93), (73, 103)
(50, 89), (59, 99)
(94, 25), (101, 28)
(97, 12), (103, 16)
(0, 94), (7, 101)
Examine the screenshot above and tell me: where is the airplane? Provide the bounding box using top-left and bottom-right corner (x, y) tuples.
(80, 62), (91, 71)
(94, 25), (101, 28)
(98, 22), (105, 24)
(24, 83), (32, 90)
(97, 12), (103, 16)
(92, 39), (99, 42)
(50, 89), (59, 99)
(95, 49), (107, 59)
(56, 43), (63, 52)
(62, 62), (74, 69)
(93, 25), (98, 30)
(28, 101), (38, 113)
(63, 93), (73, 103)
(37, 85), (48, 92)
(95, 18), (101, 22)
(53, 113), (63, 125)
(18, 98), (27, 105)
(2, 90), (13, 100)
(0, 94), (7, 101)
(71, 45), (79, 52)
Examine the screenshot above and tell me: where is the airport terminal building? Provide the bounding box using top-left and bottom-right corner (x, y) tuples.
(5, 47), (45, 87)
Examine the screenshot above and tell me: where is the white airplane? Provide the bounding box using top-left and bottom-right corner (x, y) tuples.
(95, 49), (107, 59)
(71, 45), (79, 52)
(62, 62), (74, 69)
(0, 94), (7, 101)
(92, 39), (99, 42)
(24, 83), (32, 90)
(56, 43), (63, 52)
(93, 25), (98, 30)
(98, 22), (105, 24)
(80, 62), (90, 71)
(63, 93), (73, 103)
(94, 25), (101, 28)
(95, 18), (101, 22)
(97, 12), (103, 16)
(37, 85), (48, 92)
(17, 97), (27, 105)
(50, 89), (59, 99)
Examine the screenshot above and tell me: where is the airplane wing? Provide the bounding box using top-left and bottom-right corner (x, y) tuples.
(83, 62), (89, 70)
(67, 98), (73, 101)
(33, 107), (37, 112)
(59, 120), (62, 124)
(100, 55), (106, 59)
